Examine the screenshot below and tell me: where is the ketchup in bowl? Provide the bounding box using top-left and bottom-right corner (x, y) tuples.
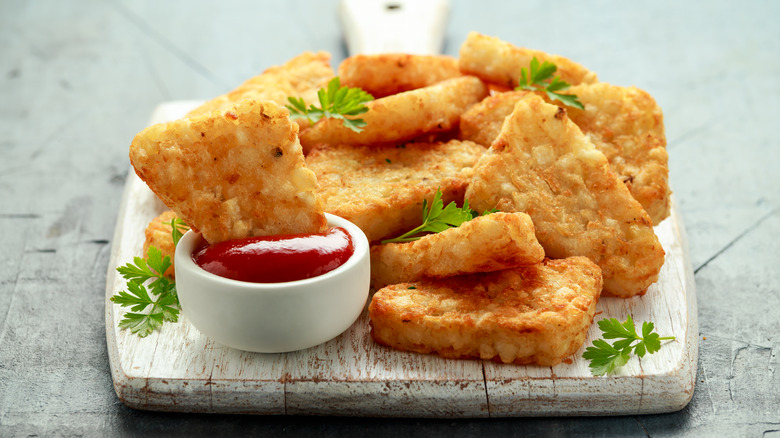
(192, 227), (354, 283)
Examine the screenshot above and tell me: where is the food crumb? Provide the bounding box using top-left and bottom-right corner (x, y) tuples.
(563, 358), (573, 364)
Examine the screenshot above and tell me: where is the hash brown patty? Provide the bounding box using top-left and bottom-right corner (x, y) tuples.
(465, 95), (664, 297)
(370, 212), (544, 289)
(131, 99), (326, 244)
(307, 139), (484, 242)
(369, 257), (602, 366)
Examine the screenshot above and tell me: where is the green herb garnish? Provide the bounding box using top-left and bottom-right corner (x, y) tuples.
(582, 315), (675, 376)
(111, 219), (186, 337)
(381, 188), (496, 244)
(516, 57), (584, 109)
(473, 206), (499, 219)
(287, 77), (374, 132)
(169, 217), (188, 247)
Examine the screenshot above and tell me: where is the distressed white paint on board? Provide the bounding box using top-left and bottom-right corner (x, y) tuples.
(105, 102), (697, 417)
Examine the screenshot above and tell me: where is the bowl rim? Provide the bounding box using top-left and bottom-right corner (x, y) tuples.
(175, 213), (369, 291)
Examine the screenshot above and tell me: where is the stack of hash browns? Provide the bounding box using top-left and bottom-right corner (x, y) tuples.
(130, 32), (668, 367)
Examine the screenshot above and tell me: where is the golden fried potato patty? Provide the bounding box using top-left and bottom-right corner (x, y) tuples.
(460, 85), (670, 224)
(307, 139), (484, 243)
(339, 53), (461, 98)
(299, 76), (488, 152)
(465, 95), (664, 297)
(369, 257), (602, 366)
(459, 90), (530, 148)
(458, 32), (597, 89)
(565, 82), (670, 224)
(370, 212), (544, 289)
(130, 99), (326, 244)
(185, 52), (334, 119)
(142, 210), (188, 279)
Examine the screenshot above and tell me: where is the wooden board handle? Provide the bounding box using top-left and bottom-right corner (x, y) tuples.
(339, 0), (450, 55)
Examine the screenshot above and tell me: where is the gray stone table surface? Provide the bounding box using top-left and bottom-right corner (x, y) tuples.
(1, 0), (778, 436)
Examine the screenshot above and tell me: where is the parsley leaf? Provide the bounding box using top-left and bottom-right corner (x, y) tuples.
(111, 217), (185, 337)
(287, 77), (374, 132)
(169, 217), (188, 247)
(381, 189), (497, 244)
(582, 315), (675, 376)
(468, 201), (499, 219)
(117, 311), (164, 337)
(517, 57), (584, 110)
(112, 247), (180, 337)
(582, 339), (631, 376)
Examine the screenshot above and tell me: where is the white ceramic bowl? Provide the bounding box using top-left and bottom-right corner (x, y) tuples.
(175, 213), (370, 353)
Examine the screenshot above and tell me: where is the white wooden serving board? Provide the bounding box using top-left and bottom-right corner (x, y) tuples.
(105, 101), (697, 417)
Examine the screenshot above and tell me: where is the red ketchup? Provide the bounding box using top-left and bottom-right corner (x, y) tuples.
(192, 227), (354, 283)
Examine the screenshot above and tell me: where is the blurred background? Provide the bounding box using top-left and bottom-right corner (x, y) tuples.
(1, 0), (778, 436)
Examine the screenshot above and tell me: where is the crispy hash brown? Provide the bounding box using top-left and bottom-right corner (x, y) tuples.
(131, 99), (326, 244)
(369, 257), (602, 366)
(459, 85), (671, 224)
(339, 53), (461, 98)
(142, 210), (188, 279)
(306, 139), (484, 242)
(458, 32), (597, 89)
(185, 52), (333, 119)
(459, 89), (531, 147)
(370, 212), (544, 289)
(465, 95), (664, 297)
(299, 76), (488, 152)
(565, 83), (670, 224)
